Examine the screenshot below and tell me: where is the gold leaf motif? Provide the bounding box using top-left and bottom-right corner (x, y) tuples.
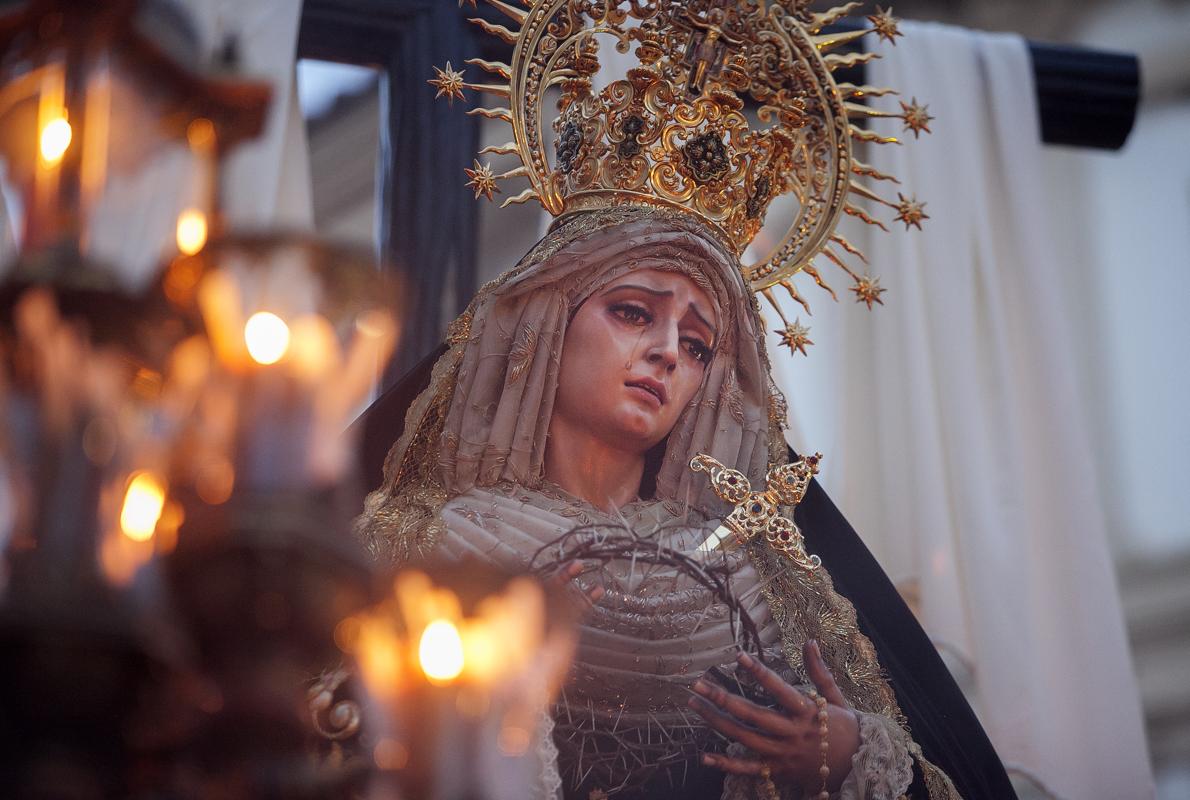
(722, 367), (745, 424)
(507, 324), (539, 383)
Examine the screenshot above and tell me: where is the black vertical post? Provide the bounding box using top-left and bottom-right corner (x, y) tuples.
(377, 0), (480, 381)
(299, 0), (481, 384)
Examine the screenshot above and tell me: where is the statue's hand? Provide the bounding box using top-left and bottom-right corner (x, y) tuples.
(545, 559), (605, 614)
(688, 641), (860, 793)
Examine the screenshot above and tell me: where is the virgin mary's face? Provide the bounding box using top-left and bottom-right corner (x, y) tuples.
(553, 269), (717, 452)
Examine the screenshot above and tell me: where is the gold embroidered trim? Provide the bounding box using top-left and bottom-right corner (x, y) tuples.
(915, 748), (964, 800)
(747, 540), (903, 722)
(507, 323), (539, 384)
(356, 342), (460, 565)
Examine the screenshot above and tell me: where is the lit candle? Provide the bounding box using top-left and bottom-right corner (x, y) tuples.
(119, 470), (166, 542)
(39, 116), (72, 164)
(341, 566), (576, 800)
(419, 619), (465, 684)
(178, 238), (398, 494)
(175, 208), (208, 256)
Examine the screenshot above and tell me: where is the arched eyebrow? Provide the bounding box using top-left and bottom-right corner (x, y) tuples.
(602, 283), (717, 338)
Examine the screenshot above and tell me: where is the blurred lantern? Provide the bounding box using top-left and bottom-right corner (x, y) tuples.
(0, 1), (414, 797)
(0, 0), (268, 294)
(153, 233), (400, 788)
(0, 0), (271, 795)
(333, 562), (579, 800)
(0, 0), (273, 615)
(159, 233), (401, 496)
(0, 283), (192, 798)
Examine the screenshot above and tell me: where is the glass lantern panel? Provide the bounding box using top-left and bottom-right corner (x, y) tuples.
(0, 50), (215, 289)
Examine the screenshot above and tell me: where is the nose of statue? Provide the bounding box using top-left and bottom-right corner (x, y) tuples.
(644, 331), (679, 372)
(645, 349), (676, 372)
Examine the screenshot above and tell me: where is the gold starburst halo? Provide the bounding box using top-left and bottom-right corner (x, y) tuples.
(867, 6), (903, 45)
(852, 276), (887, 309)
(900, 98), (934, 138)
(435, 0), (932, 354)
(464, 160), (500, 201)
(428, 62), (467, 105)
(776, 319), (814, 357)
(894, 193), (929, 230)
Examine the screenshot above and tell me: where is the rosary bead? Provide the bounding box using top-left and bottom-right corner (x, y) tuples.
(808, 689), (830, 798)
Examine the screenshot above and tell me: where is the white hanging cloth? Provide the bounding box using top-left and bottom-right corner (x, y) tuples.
(768, 22), (1152, 800)
(184, 0), (313, 230)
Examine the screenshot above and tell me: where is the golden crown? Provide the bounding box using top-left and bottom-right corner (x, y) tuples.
(431, 0), (931, 353)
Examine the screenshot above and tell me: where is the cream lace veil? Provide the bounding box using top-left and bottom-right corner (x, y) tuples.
(357, 206), (788, 560)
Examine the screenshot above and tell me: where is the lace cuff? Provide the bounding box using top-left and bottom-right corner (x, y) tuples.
(720, 711), (914, 800)
(535, 709), (564, 800)
(834, 711), (914, 800)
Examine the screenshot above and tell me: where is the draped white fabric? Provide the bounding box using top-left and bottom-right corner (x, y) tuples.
(766, 22), (1152, 800)
(184, 0), (313, 229)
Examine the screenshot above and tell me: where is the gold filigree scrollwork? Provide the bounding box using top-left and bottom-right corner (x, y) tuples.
(436, 0), (930, 353)
(309, 667), (363, 746)
(690, 451), (823, 571)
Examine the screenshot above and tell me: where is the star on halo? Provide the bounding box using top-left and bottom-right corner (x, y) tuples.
(851, 276), (887, 309)
(899, 98), (934, 138)
(428, 62), (467, 105)
(867, 6), (903, 45)
(775, 319), (814, 356)
(893, 193), (929, 230)
(464, 160), (500, 201)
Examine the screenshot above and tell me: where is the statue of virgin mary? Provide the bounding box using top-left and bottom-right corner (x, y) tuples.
(352, 2), (1018, 798)
(353, 209), (1013, 800)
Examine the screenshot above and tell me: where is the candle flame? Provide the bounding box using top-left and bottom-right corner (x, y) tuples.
(244, 311), (290, 365)
(341, 569), (565, 701)
(419, 619), (465, 684)
(176, 208), (208, 255)
(119, 471), (166, 542)
(39, 116), (72, 164)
